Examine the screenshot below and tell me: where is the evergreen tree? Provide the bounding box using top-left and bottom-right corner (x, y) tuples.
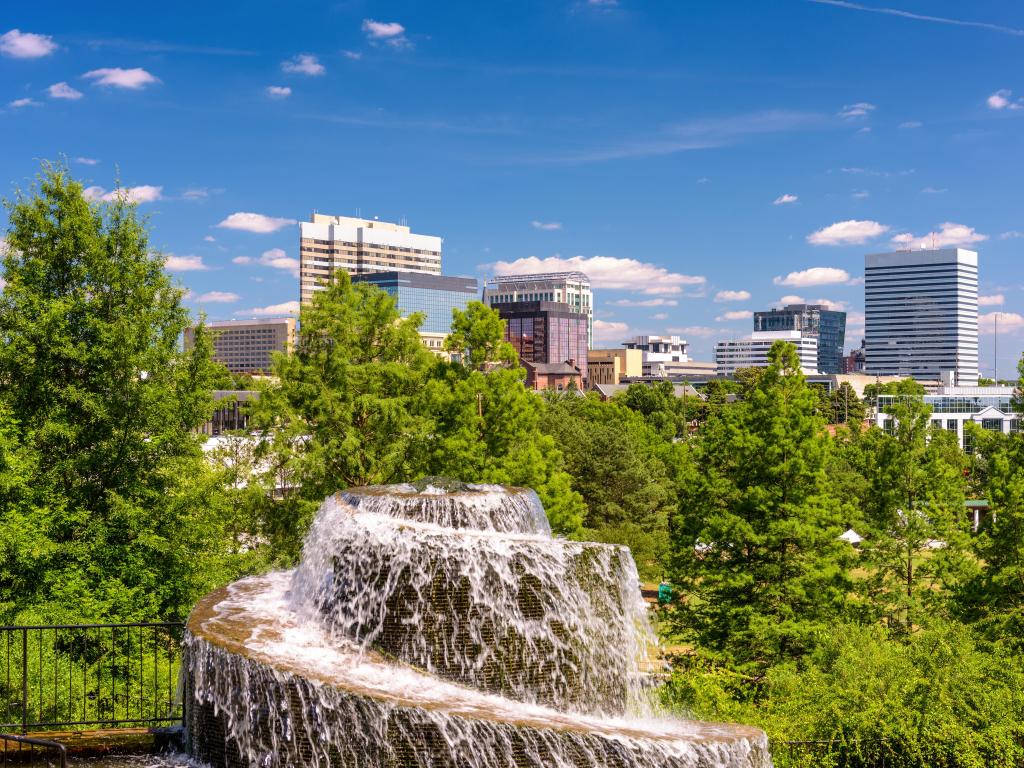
(445, 300), (517, 370)
(670, 341), (852, 671)
(0, 164), (233, 622)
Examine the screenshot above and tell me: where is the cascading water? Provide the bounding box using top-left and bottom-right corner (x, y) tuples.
(183, 479), (771, 767)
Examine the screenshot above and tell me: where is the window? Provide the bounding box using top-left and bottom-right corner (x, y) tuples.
(982, 418), (1003, 432)
(946, 419), (958, 432)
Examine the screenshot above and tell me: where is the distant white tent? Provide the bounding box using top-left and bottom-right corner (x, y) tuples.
(839, 528), (863, 545)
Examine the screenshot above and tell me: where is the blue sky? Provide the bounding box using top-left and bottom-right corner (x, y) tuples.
(2, 1), (1023, 375)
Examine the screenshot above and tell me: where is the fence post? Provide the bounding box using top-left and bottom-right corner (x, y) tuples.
(19, 629), (27, 735)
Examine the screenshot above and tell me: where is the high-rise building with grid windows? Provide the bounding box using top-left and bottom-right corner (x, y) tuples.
(184, 318), (296, 375)
(482, 272), (593, 349)
(299, 213), (442, 305)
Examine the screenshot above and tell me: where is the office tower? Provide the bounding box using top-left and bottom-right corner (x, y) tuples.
(483, 272), (593, 349)
(185, 318), (296, 375)
(351, 272), (478, 354)
(753, 304), (846, 374)
(299, 214), (442, 305)
(715, 330), (819, 376)
(864, 248), (978, 384)
(620, 335), (690, 377)
(492, 300), (589, 383)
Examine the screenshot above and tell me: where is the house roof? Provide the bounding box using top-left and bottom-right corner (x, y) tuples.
(524, 361), (581, 376)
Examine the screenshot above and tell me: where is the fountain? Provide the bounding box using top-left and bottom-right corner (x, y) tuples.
(183, 480), (771, 767)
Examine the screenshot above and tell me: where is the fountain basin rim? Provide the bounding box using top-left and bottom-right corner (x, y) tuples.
(187, 574), (768, 748)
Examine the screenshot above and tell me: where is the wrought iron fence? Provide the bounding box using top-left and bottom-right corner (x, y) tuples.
(0, 734), (66, 766)
(0, 623), (184, 733)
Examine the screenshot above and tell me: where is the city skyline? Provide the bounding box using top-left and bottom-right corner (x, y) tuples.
(2, 2), (1023, 376)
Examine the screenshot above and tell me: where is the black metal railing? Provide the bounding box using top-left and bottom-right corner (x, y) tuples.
(0, 623), (184, 733)
(0, 734), (66, 766)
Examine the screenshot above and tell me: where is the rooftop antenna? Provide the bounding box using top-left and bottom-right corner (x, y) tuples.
(356, 207), (361, 218)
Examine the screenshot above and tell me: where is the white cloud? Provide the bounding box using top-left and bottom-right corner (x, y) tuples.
(195, 291), (240, 303)
(362, 19), (411, 48)
(1000, 231), (1024, 240)
(899, 121), (923, 129)
(839, 167), (914, 177)
(773, 194), (798, 205)
(231, 256), (253, 264)
(0, 29), (57, 59)
(83, 185), (162, 204)
(839, 102), (876, 119)
(813, 298), (848, 311)
(281, 54), (325, 76)
(165, 254), (209, 272)
(47, 82), (83, 100)
(857, 126), (872, 134)
(774, 267), (851, 287)
(980, 312), (1024, 334)
(588, 0), (619, 6)
(979, 294), (1005, 307)
(236, 301), (301, 318)
(609, 297), (678, 307)
(921, 186), (947, 194)
(266, 85), (292, 98)
(775, 295), (806, 306)
(651, 312), (668, 320)
(531, 220), (562, 230)
(593, 319), (629, 342)
(667, 325), (718, 338)
(851, 190), (870, 199)
(74, 157), (99, 165)
(987, 89), (1023, 110)
(342, 50), (363, 60)
(8, 98), (38, 109)
(217, 212), (296, 233)
(807, 219), (889, 246)
(717, 310), (753, 321)
(181, 187), (212, 201)
(83, 67), (160, 89)
(491, 254), (704, 296)
(203, 235), (216, 243)
(890, 222), (987, 249)
(259, 248), (300, 277)
(714, 289), (751, 302)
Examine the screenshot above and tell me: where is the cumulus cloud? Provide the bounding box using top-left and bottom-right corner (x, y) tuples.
(979, 294), (1005, 307)
(236, 301), (301, 318)
(839, 102), (876, 119)
(266, 85), (292, 98)
(807, 219), (889, 246)
(259, 248), (300, 277)
(593, 319), (630, 342)
(717, 310), (753, 321)
(774, 267), (851, 287)
(47, 82), (83, 100)
(217, 212), (296, 233)
(181, 187), (214, 201)
(83, 67), (160, 89)
(491, 255), (704, 296)
(775, 294), (806, 306)
(714, 289), (751, 302)
(773, 194), (798, 205)
(652, 312), (668, 320)
(231, 256), (252, 264)
(164, 254), (209, 272)
(667, 326), (718, 338)
(83, 185), (163, 203)
(1000, 231), (1023, 240)
(609, 298), (678, 307)
(890, 222), (987, 249)
(980, 312), (1024, 334)
(342, 50), (363, 60)
(362, 19), (411, 48)
(0, 29), (57, 59)
(281, 54), (325, 76)
(987, 89), (1023, 110)
(8, 98), (38, 109)
(531, 220), (562, 230)
(195, 291), (240, 303)
(74, 157), (99, 165)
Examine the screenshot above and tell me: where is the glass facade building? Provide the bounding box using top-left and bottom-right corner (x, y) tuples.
(495, 301), (589, 382)
(483, 272), (592, 349)
(753, 304), (846, 374)
(351, 272), (478, 335)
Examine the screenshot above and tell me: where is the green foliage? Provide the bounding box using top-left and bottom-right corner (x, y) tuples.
(863, 378), (926, 407)
(0, 164), (247, 623)
(670, 342), (853, 671)
(616, 380), (705, 439)
(826, 382), (867, 425)
(445, 300), (517, 370)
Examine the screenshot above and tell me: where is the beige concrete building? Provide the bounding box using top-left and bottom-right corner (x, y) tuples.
(299, 214), (442, 305)
(185, 318), (296, 375)
(587, 348), (643, 386)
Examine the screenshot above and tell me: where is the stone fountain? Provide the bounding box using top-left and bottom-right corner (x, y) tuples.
(183, 480), (770, 767)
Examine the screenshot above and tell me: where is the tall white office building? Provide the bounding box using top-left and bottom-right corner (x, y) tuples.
(299, 214), (442, 305)
(864, 248), (978, 385)
(715, 330), (819, 376)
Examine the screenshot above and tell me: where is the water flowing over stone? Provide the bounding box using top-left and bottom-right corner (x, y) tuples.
(183, 481), (771, 767)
